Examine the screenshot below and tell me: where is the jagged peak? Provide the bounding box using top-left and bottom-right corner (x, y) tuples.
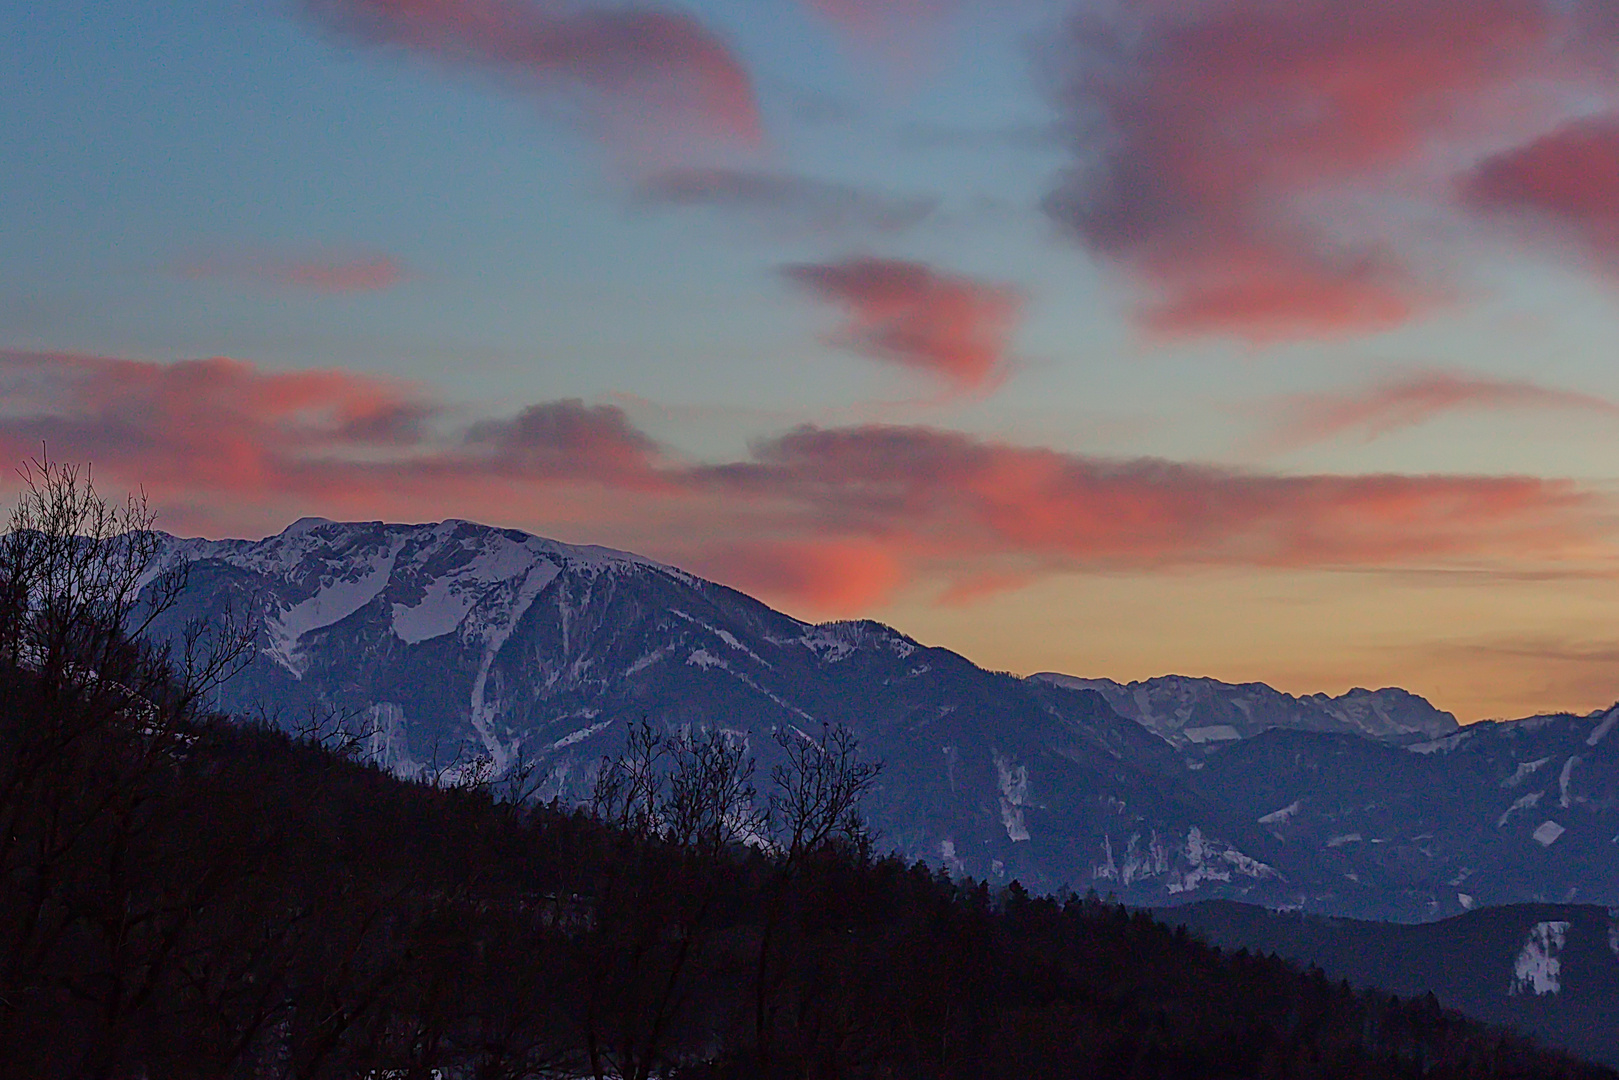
(280, 515), (337, 536)
(169, 516), (690, 581)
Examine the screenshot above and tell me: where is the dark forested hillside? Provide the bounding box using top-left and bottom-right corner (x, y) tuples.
(5, 674), (1618, 1080)
(1158, 900), (1619, 1069)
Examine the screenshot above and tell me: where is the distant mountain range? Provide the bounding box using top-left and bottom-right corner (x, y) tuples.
(1159, 900), (1619, 1068)
(1033, 673), (1458, 748)
(148, 517), (1619, 922)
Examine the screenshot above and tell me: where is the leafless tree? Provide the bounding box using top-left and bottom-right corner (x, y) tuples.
(0, 453), (255, 713)
(769, 723), (880, 864)
(0, 454), (257, 1077)
(583, 721), (766, 1080)
(590, 720), (668, 841)
(754, 723), (881, 1076)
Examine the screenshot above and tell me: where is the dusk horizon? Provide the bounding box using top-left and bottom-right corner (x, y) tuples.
(10, 0), (1619, 723)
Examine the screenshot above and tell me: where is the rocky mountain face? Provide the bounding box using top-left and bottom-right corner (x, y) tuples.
(1032, 673), (1458, 748)
(147, 518), (1619, 921)
(1159, 900), (1619, 1068)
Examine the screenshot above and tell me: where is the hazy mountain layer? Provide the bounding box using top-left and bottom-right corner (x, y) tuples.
(1032, 673), (1458, 747)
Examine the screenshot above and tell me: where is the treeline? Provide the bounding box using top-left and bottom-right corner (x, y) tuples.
(2, 462), (1614, 1080)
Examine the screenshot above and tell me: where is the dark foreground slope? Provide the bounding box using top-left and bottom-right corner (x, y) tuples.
(3, 661), (1614, 1080)
(1159, 901), (1619, 1069)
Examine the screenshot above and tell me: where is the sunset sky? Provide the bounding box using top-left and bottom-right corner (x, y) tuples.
(7, 0), (1619, 721)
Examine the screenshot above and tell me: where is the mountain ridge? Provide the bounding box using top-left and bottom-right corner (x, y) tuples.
(145, 516), (1619, 921)
(1032, 672), (1460, 747)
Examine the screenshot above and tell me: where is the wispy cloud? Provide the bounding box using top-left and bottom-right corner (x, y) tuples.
(781, 257), (1023, 395)
(680, 539), (903, 610)
(2, 351), (1609, 612)
(298, 0), (762, 157)
(1041, 0), (1602, 341)
(176, 251), (409, 293)
(1253, 371), (1619, 452)
(638, 168), (938, 235)
(798, 0), (957, 54)
(1464, 115), (1619, 266)
(1426, 635), (1619, 712)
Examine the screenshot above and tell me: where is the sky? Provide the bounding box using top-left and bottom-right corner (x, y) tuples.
(7, 0), (1619, 721)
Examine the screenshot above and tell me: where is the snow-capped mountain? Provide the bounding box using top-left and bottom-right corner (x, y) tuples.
(146, 517), (1619, 920)
(150, 517), (1283, 904)
(1031, 673), (1458, 748)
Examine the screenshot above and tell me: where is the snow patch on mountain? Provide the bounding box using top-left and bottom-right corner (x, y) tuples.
(994, 753), (1031, 842)
(1559, 757), (1580, 809)
(265, 536), (405, 675)
(1185, 725), (1242, 744)
(457, 553), (567, 769)
(669, 609), (770, 666)
(1259, 801), (1301, 826)
(552, 719), (613, 750)
(688, 649), (726, 671)
(625, 647), (670, 677)
(688, 652), (815, 722)
(797, 621), (916, 663)
(1158, 827), (1277, 894)
(800, 627), (856, 662)
(1502, 757), (1553, 788)
(1498, 791), (1543, 828)
(365, 702), (420, 776)
(1408, 726), (1480, 754)
(391, 577), (478, 643)
(715, 628), (764, 662)
(389, 532), (567, 645)
(1589, 707), (1619, 747)
(1509, 921), (1570, 996)
(1099, 832), (1171, 886)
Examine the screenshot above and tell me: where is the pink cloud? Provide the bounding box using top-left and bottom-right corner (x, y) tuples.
(683, 539), (903, 610)
(1257, 371), (1619, 452)
(1, 351), (1608, 612)
(299, 0), (762, 153)
(1042, 0), (1577, 340)
(177, 252), (409, 293)
(703, 424), (1595, 574)
(462, 399), (665, 486)
(800, 0), (956, 45)
(782, 257), (1023, 394)
(1140, 247), (1424, 342)
(1464, 115), (1619, 262)
(0, 351), (658, 501)
(795, 0), (999, 83)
